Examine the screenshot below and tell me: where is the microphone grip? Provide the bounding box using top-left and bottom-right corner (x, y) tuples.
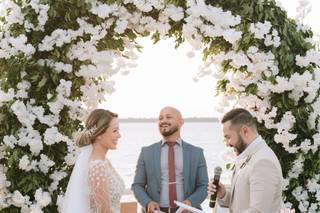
(209, 175), (220, 208)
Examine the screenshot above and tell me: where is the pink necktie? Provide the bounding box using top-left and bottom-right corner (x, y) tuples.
(167, 142), (177, 208)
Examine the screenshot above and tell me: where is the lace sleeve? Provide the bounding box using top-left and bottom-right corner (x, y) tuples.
(88, 161), (111, 213)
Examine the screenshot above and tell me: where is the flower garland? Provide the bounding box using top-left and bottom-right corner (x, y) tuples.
(0, 0), (319, 212)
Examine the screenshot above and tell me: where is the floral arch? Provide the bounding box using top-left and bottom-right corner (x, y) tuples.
(0, 0), (319, 212)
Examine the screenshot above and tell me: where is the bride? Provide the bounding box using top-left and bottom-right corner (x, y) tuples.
(61, 109), (125, 213)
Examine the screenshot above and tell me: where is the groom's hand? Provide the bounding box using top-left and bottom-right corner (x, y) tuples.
(147, 201), (160, 213)
(207, 179), (226, 199)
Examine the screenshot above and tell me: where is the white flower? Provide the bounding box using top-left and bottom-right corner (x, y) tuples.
(312, 133), (320, 147)
(90, 2), (116, 18)
(10, 34), (35, 56)
(38, 154), (55, 174)
(56, 194), (65, 212)
(0, 1), (25, 25)
(19, 155), (33, 172)
(30, 105), (58, 127)
(56, 79), (72, 97)
(164, 5), (184, 21)
(280, 208), (295, 213)
(3, 135), (18, 149)
(300, 139), (311, 153)
(12, 190), (27, 207)
(27, 0), (49, 31)
(16, 127), (42, 150)
(18, 153), (55, 173)
(29, 204), (43, 213)
(35, 188), (51, 207)
(44, 127), (68, 145)
(249, 21), (281, 47)
(79, 80), (115, 110)
(223, 29), (242, 44)
(114, 19), (128, 34)
(28, 139), (43, 156)
(134, 1), (153, 12)
(0, 88), (15, 107)
(288, 156), (304, 179)
(296, 49), (320, 67)
(38, 28), (74, 51)
(0, 165), (10, 189)
(49, 171), (67, 192)
(0, 145), (4, 159)
(16, 80), (31, 98)
(11, 100), (36, 128)
(53, 62), (72, 73)
(155, 21), (171, 36)
(64, 153), (77, 166)
(274, 132), (297, 150)
(307, 175), (320, 193)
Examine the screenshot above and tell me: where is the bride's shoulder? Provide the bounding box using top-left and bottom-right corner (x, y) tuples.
(88, 160), (108, 177)
(89, 159), (106, 165)
(88, 159), (113, 169)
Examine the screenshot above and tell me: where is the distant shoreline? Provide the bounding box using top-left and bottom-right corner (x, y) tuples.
(119, 117), (219, 122)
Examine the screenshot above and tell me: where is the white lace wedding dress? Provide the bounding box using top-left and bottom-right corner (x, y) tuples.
(88, 159), (125, 213)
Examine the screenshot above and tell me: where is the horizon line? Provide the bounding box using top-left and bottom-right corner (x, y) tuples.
(119, 117), (219, 122)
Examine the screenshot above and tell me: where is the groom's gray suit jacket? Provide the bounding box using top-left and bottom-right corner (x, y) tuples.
(131, 140), (208, 209)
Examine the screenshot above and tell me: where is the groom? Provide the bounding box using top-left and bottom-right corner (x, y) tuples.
(132, 106), (208, 213)
(208, 108), (283, 212)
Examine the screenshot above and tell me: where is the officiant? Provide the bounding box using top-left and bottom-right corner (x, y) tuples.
(131, 106), (209, 213)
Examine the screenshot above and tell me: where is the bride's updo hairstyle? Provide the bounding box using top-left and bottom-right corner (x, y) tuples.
(76, 109), (118, 147)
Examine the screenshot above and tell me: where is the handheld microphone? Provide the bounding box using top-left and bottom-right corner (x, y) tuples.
(209, 166), (222, 208)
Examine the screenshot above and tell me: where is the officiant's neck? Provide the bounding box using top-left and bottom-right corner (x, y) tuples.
(164, 133), (181, 143)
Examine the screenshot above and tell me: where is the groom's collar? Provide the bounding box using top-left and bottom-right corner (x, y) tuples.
(237, 135), (262, 160)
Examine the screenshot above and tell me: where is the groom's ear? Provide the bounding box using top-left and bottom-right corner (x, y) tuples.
(96, 135), (102, 140)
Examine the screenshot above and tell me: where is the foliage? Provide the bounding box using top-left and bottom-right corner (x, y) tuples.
(0, 0), (319, 212)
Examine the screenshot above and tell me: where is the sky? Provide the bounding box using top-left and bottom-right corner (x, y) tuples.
(100, 0), (320, 118)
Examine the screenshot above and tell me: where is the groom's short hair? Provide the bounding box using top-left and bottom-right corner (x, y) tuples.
(221, 108), (257, 130)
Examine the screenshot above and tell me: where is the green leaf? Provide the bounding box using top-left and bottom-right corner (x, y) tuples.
(38, 76), (47, 88)
(226, 163), (235, 171)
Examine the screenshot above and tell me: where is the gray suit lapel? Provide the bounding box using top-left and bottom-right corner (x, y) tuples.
(154, 142), (162, 186)
(182, 141), (190, 194)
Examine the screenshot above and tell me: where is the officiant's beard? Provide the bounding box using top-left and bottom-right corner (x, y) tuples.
(160, 126), (179, 137)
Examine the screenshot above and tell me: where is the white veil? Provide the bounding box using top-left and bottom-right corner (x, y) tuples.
(61, 145), (92, 213)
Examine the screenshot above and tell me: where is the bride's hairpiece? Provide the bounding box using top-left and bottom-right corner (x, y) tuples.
(84, 125), (97, 137)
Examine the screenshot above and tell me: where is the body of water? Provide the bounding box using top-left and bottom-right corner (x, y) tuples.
(107, 121), (231, 212)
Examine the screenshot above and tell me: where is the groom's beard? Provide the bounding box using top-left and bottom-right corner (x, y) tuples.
(234, 134), (247, 155)
(159, 123), (179, 137)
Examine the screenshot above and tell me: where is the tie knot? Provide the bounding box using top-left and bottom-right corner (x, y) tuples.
(166, 141), (176, 147)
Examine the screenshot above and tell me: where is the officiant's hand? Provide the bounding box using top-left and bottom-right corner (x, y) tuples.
(147, 201), (160, 213)
(181, 199), (192, 213)
(207, 179), (226, 199)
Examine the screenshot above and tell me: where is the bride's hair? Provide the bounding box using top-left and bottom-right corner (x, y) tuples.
(76, 109), (118, 147)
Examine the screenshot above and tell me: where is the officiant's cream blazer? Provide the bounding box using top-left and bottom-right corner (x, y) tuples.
(218, 137), (283, 213)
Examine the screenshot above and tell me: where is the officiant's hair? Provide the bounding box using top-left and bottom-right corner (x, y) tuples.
(221, 108), (257, 131)
(76, 109), (118, 147)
